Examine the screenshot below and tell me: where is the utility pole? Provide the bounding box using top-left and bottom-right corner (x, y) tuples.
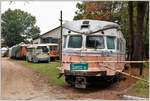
(60, 10), (62, 66)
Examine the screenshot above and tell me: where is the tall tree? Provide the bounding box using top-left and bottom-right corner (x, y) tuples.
(132, 2), (147, 73)
(132, 2), (147, 61)
(143, 3), (149, 59)
(2, 9), (40, 47)
(128, 1), (134, 60)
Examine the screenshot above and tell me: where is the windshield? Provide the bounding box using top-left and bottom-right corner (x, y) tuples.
(107, 36), (115, 49)
(86, 36), (104, 49)
(27, 48), (34, 53)
(68, 35), (82, 48)
(49, 46), (57, 51)
(37, 46), (49, 53)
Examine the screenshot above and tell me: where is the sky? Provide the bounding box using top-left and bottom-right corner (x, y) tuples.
(1, 1), (79, 34)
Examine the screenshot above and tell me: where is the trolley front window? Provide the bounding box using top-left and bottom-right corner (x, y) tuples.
(86, 36), (104, 49)
(107, 36), (115, 49)
(68, 35), (82, 48)
(27, 48), (34, 53)
(37, 46), (49, 53)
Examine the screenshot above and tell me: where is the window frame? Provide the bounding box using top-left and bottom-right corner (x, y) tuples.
(68, 35), (83, 48)
(117, 38), (120, 51)
(117, 38), (125, 53)
(86, 35), (105, 49)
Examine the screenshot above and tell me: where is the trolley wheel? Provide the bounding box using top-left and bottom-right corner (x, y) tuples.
(65, 75), (75, 86)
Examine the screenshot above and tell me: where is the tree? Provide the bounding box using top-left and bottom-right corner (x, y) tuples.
(2, 9), (40, 47)
(132, 2), (147, 69)
(143, 3), (149, 59)
(74, 1), (124, 21)
(74, 3), (85, 20)
(128, 1), (134, 60)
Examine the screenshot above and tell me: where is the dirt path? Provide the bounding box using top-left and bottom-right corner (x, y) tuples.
(1, 58), (58, 100)
(1, 57), (136, 100)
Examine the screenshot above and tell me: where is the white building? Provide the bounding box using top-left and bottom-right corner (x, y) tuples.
(33, 26), (61, 44)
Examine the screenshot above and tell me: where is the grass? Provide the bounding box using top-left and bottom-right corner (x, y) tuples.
(18, 60), (66, 86)
(131, 78), (149, 98)
(127, 63), (149, 98)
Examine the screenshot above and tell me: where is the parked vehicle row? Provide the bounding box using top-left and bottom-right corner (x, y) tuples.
(9, 43), (28, 59)
(7, 43), (59, 63)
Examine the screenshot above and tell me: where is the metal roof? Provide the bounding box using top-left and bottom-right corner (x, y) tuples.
(63, 19), (120, 34)
(33, 26), (61, 40)
(27, 43), (58, 48)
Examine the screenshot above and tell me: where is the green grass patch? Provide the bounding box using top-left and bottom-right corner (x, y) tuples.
(144, 62), (149, 68)
(131, 80), (149, 98)
(128, 67), (149, 98)
(19, 60), (66, 86)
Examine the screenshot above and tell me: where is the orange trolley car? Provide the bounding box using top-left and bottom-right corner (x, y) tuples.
(59, 20), (126, 88)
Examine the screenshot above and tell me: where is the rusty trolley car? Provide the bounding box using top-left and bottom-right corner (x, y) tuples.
(59, 20), (126, 88)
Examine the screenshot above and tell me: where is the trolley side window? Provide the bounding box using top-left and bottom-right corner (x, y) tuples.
(117, 38), (124, 52)
(63, 35), (67, 48)
(107, 36), (115, 49)
(68, 35), (82, 48)
(86, 36), (104, 49)
(120, 39), (123, 52)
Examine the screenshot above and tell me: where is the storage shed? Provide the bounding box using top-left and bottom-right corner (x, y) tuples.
(33, 26), (61, 44)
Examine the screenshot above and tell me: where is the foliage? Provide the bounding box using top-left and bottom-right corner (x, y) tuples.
(74, 1), (125, 21)
(74, 3), (85, 20)
(2, 9), (40, 47)
(73, 2), (129, 42)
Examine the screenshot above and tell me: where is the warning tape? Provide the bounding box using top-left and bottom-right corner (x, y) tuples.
(62, 61), (149, 83)
(99, 61), (149, 63)
(98, 63), (149, 84)
(63, 61), (149, 63)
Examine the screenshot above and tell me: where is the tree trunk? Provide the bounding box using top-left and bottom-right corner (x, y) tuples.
(132, 2), (147, 74)
(144, 3), (149, 59)
(128, 1), (134, 61)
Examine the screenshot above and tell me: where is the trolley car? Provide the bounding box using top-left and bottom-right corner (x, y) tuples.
(59, 20), (126, 88)
(26, 44), (50, 63)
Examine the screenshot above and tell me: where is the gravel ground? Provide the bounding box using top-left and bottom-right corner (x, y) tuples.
(1, 57), (136, 100)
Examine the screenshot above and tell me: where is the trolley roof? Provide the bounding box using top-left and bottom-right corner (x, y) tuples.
(27, 43), (58, 48)
(63, 19), (120, 34)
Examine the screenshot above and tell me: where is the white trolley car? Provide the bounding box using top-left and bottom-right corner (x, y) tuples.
(59, 19), (126, 88)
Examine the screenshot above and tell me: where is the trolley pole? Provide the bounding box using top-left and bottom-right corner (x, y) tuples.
(60, 10), (63, 66)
